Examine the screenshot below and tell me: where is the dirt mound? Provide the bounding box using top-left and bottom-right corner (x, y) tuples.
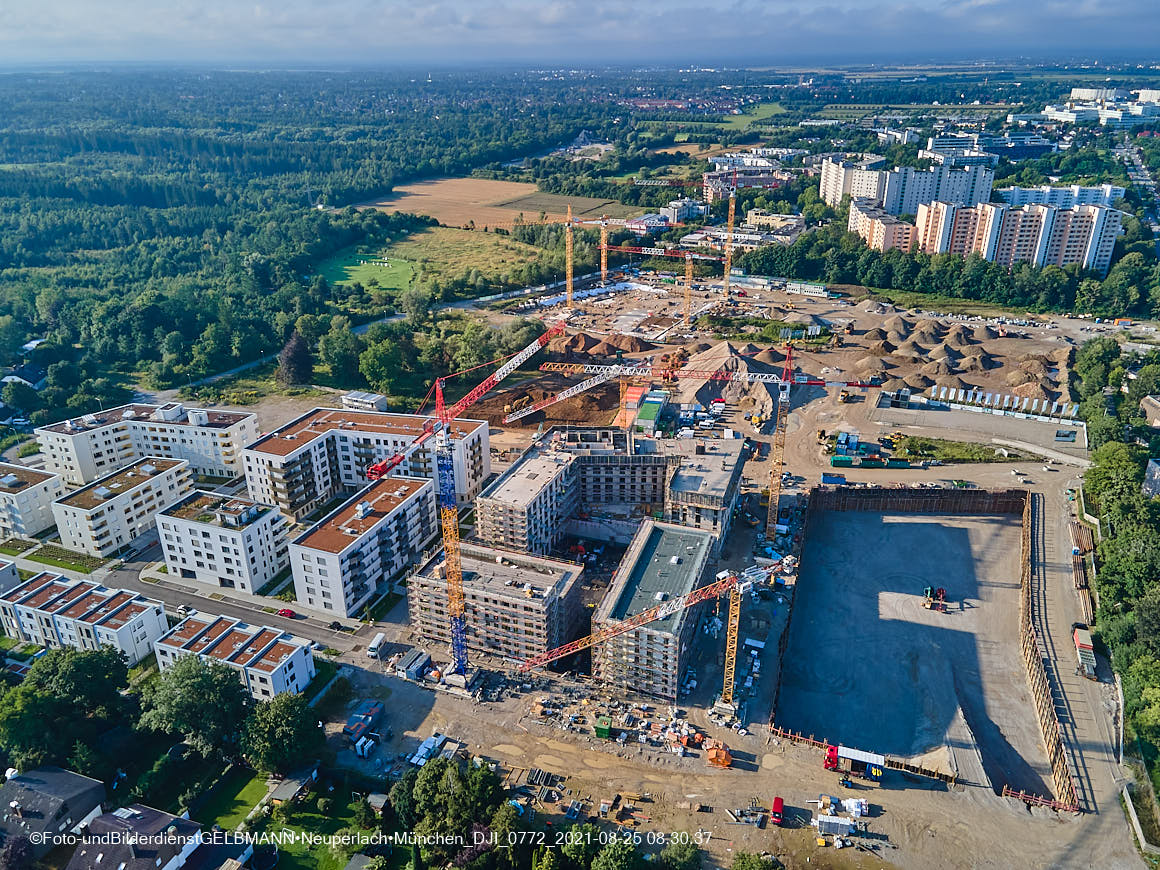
(548, 332), (603, 354)
(857, 299), (897, 315)
(972, 325), (1000, 341)
(787, 312), (830, 328)
(753, 348), (785, 365)
(897, 339), (927, 356)
(690, 342), (714, 353)
(913, 319), (945, 341)
(1020, 359), (1050, 377)
(887, 331), (911, 346)
(1005, 369), (1035, 386)
(905, 373), (935, 389)
(856, 356), (891, 373)
(922, 359), (956, 376)
(960, 353), (996, 372)
(1012, 381), (1053, 402)
(868, 340), (897, 356)
(943, 327), (974, 348)
(609, 334), (656, 353)
(884, 315), (914, 336)
(1019, 352), (1049, 364)
(881, 378), (908, 392)
(936, 375), (967, 390)
(864, 327), (889, 341)
(737, 342), (763, 355)
(927, 343), (961, 361)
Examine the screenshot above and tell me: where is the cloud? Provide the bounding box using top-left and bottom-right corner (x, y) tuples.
(0, 0), (1154, 64)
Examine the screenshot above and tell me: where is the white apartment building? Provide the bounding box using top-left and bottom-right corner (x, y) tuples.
(36, 403), (257, 485)
(916, 201), (1122, 276)
(289, 476), (438, 617)
(0, 561), (18, 595)
(157, 491), (289, 594)
(0, 463), (64, 538)
(53, 458), (192, 557)
(996, 184), (1126, 208)
(820, 157), (992, 215)
(848, 199), (916, 252)
(154, 614), (316, 699)
(660, 198), (709, 224)
(243, 408), (489, 519)
(0, 572), (167, 665)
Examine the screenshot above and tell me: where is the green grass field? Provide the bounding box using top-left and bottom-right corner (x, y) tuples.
(720, 102), (787, 129)
(818, 103), (1010, 119)
(851, 287), (1034, 318)
(318, 248), (414, 290)
(386, 226), (545, 283)
(199, 767), (269, 831)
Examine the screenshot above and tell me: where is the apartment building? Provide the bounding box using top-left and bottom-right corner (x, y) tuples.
(660, 198), (709, 225)
(819, 157), (992, 215)
(409, 543), (584, 662)
(243, 408), (489, 519)
(476, 428), (742, 557)
(703, 168), (794, 203)
(592, 521), (715, 700)
(154, 614), (316, 699)
(848, 199), (916, 252)
(0, 572), (167, 665)
(819, 155), (888, 207)
(157, 491), (288, 593)
(36, 403), (257, 486)
(996, 184), (1126, 208)
(0, 463), (64, 538)
(916, 201), (1122, 275)
(289, 476), (438, 616)
(53, 458), (191, 557)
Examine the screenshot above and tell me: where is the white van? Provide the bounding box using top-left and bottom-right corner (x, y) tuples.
(367, 632), (386, 659)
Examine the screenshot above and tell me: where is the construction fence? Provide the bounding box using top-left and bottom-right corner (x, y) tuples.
(768, 485), (1079, 811)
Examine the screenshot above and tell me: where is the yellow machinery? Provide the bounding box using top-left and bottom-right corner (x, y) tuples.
(565, 204), (574, 308)
(683, 254), (694, 326)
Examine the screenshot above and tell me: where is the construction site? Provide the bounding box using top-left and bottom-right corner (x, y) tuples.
(316, 193), (1136, 868)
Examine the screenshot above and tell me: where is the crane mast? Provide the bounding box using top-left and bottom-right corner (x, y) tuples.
(565, 204), (574, 309)
(722, 172), (736, 297)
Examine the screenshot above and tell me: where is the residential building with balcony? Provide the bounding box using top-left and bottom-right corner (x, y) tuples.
(157, 491), (289, 594)
(52, 458), (191, 557)
(0, 462), (64, 538)
(288, 476), (438, 616)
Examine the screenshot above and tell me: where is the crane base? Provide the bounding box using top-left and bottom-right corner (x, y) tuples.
(713, 699), (738, 718)
(443, 667), (482, 690)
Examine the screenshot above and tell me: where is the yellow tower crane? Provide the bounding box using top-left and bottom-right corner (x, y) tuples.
(718, 585), (743, 711)
(600, 216), (609, 286)
(683, 254), (695, 326)
(722, 173), (736, 297)
(565, 204), (575, 308)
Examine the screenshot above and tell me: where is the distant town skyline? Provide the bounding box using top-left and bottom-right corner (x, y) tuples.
(1, 0), (1158, 67)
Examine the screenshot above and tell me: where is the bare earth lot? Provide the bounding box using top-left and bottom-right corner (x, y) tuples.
(358, 177), (638, 226)
(780, 511), (1053, 797)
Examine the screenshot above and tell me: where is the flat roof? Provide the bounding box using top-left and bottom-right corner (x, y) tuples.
(56, 458), (185, 511)
(249, 640), (299, 673)
(52, 585), (105, 618)
(158, 616), (213, 649)
(231, 628), (282, 666)
(37, 403), (251, 435)
(245, 408), (485, 458)
(97, 599), (151, 630)
(0, 462), (57, 492)
(417, 543), (583, 603)
(18, 579), (74, 610)
(665, 440), (743, 501)
(602, 521), (713, 634)
(293, 476), (430, 554)
(481, 448), (576, 509)
(160, 491), (275, 528)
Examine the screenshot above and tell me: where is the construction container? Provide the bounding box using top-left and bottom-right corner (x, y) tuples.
(886, 459), (910, 468)
(821, 473), (846, 485)
(858, 458), (887, 469)
(595, 716), (613, 739)
(830, 456), (855, 467)
(1074, 627), (1097, 679)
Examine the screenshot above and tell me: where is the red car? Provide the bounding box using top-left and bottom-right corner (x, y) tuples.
(276, 608), (296, 619)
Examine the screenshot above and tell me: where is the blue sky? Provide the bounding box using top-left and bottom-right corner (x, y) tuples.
(0, 0), (1156, 66)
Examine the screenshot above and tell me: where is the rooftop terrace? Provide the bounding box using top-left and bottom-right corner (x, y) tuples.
(161, 491), (275, 528)
(292, 476), (431, 554)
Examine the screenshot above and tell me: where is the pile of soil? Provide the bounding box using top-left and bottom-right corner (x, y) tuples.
(972, 325), (1000, 341)
(857, 299), (897, 315)
(960, 352), (996, 372)
(881, 377), (907, 391)
(928, 344), (961, 361)
(864, 327), (889, 341)
(1006, 369), (1036, 386)
(922, 359), (956, 376)
(905, 373), (935, 389)
(944, 325), (975, 347)
(884, 315), (914, 336)
(868, 340), (897, 356)
(857, 356), (891, 373)
(913, 320), (946, 343)
(753, 348), (785, 365)
(936, 375), (968, 390)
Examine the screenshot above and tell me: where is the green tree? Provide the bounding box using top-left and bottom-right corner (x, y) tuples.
(591, 839), (640, 870)
(295, 314), (325, 347)
(359, 339), (405, 394)
(1, 382), (39, 412)
(353, 796), (377, 829)
(399, 287), (433, 326)
(1086, 442), (1146, 507)
(243, 693), (324, 773)
(658, 840), (701, 870)
(140, 656), (252, 756)
(67, 739), (104, 779)
(319, 318), (364, 385)
(561, 823), (601, 870)
(730, 853), (780, 870)
(25, 646), (128, 720)
(0, 686), (71, 769)
(277, 332), (314, 386)
(390, 767), (420, 828)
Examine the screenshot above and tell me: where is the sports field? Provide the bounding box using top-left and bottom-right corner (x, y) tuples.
(359, 177), (638, 226)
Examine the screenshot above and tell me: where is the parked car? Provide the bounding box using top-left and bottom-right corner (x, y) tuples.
(276, 608), (297, 619)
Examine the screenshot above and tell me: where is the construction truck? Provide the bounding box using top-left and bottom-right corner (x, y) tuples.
(838, 389), (852, 403)
(1074, 626), (1097, 679)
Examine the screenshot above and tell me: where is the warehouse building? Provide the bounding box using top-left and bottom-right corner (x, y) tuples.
(0, 571), (167, 665)
(157, 491), (288, 593)
(476, 427), (742, 557)
(592, 521), (715, 700)
(289, 476), (438, 616)
(408, 543), (584, 663)
(36, 403), (257, 485)
(53, 458), (192, 557)
(154, 614), (316, 699)
(0, 462), (64, 538)
(243, 408), (489, 519)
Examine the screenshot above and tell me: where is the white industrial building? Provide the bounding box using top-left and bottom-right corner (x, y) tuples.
(157, 491), (289, 594)
(243, 408), (489, 520)
(660, 198), (709, 224)
(35, 403), (257, 485)
(154, 614), (316, 699)
(0, 571), (167, 665)
(53, 458), (192, 557)
(289, 475), (438, 617)
(0, 463), (64, 538)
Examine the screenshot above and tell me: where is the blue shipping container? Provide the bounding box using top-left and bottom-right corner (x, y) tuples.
(821, 473), (846, 485)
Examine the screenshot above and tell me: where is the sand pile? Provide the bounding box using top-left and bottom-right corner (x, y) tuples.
(1006, 370), (1035, 386)
(1012, 381), (1053, 402)
(737, 342), (763, 355)
(922, 359), (956, 376)
(913, 319), (946, 342)
(884, 315), (914, 336)
(936, 375), (968, 390)
(972, 325), (1000, 341)
(944, 326), (974, 347)
(905, 373), (935, 389)
(960, 352), (996, 372)
(869, 340), (897, 356)
(856, 357), (891, 373)
(1021, 359), (1050, 377)
(864, 327), (889, 341)
(881, 378), (907, 391)
(857, 299), (897, 315)
(753, 348), (785, 365)
(548, 332), (603, 354)
(887, 331), (911, 346)
(927, 343), (961, 361)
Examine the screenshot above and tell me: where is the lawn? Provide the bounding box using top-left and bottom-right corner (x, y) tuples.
(317, 247), (416, 291)
(25, 545), (108, 573)
(0, 538), (35, 556)
(180, 363), (333, 407)
(259, 786), (395, 870)
(0, 635), (19, 653)
(385, 227), (542, 283)
(895, 436), (1028, 464)
(719, 102), (787, 129)
(198, 767), (269, 831)
(303, 658), (339, 704)
(360, 591), (403, 623)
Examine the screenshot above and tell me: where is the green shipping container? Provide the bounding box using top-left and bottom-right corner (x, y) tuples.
(887, 459), (910, 468)
(830, 456), (855, 467)
(595, 716), (613, 739)
(859, 458), (887, 468)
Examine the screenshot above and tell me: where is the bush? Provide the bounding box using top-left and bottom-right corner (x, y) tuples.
(317, 797), (333, 814)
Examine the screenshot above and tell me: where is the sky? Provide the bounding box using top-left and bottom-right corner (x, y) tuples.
(0, 0), (1157, 67)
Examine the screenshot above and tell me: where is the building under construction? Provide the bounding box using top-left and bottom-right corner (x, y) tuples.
(408, 543), (585, 663)
(476, 427), (742, 557)
(592, 520), (715, 700)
